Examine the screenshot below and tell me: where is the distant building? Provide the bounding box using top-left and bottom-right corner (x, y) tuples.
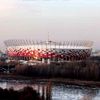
(91, 50), (100, 56)
(0, 51), (2, 58)
(90, 50), (100, 61)
(4, 40), (93, 63)
(0, 51), (8, 61)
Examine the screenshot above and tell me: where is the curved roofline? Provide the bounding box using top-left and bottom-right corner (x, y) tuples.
(4, 39), (93, 48)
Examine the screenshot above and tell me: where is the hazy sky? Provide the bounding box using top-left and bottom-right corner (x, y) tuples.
(0, 0), (100, 51)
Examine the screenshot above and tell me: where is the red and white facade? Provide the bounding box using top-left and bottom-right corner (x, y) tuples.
(4, 40), (93, 62)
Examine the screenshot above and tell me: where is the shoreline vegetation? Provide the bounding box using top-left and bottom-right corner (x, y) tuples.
(0, 86), (43, 100)
(0, 56), (100, 87)
(16, 59), (100, 80)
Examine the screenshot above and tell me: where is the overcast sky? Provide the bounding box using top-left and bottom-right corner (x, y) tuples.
(0, 0), (100, 51)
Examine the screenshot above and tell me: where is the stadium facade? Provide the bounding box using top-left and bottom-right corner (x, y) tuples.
(4, 40), (93, 63)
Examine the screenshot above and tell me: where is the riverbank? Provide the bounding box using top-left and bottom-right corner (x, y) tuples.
(15, 60), (100, 81)
(0, 58), (100, 88)
(0, 74), (100, 88)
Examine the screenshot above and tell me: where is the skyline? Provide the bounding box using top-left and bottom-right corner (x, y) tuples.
(0, 0), (100, 51)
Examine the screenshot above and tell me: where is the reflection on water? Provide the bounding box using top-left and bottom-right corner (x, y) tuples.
(0, 79), (100, 100)
(52, 85), (99, 100)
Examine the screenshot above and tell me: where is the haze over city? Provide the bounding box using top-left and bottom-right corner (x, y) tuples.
(0, 0), (100, 51)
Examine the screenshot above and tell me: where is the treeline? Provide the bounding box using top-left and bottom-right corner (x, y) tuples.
(15, 59), (100, 81)
(0, 86), (42, 100)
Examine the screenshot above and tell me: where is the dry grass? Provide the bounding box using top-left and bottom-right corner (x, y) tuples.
(15, 60), (100, 81)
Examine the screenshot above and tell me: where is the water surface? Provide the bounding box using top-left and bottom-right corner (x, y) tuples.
(0, 79), (100, 100)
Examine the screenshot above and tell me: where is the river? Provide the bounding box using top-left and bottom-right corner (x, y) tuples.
(0, 79), (100, 100)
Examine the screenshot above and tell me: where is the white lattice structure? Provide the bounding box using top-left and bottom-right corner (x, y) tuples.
(4, 40), (93, 62)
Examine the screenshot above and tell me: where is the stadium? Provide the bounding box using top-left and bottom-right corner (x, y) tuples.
(4, 40), (93, 63)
